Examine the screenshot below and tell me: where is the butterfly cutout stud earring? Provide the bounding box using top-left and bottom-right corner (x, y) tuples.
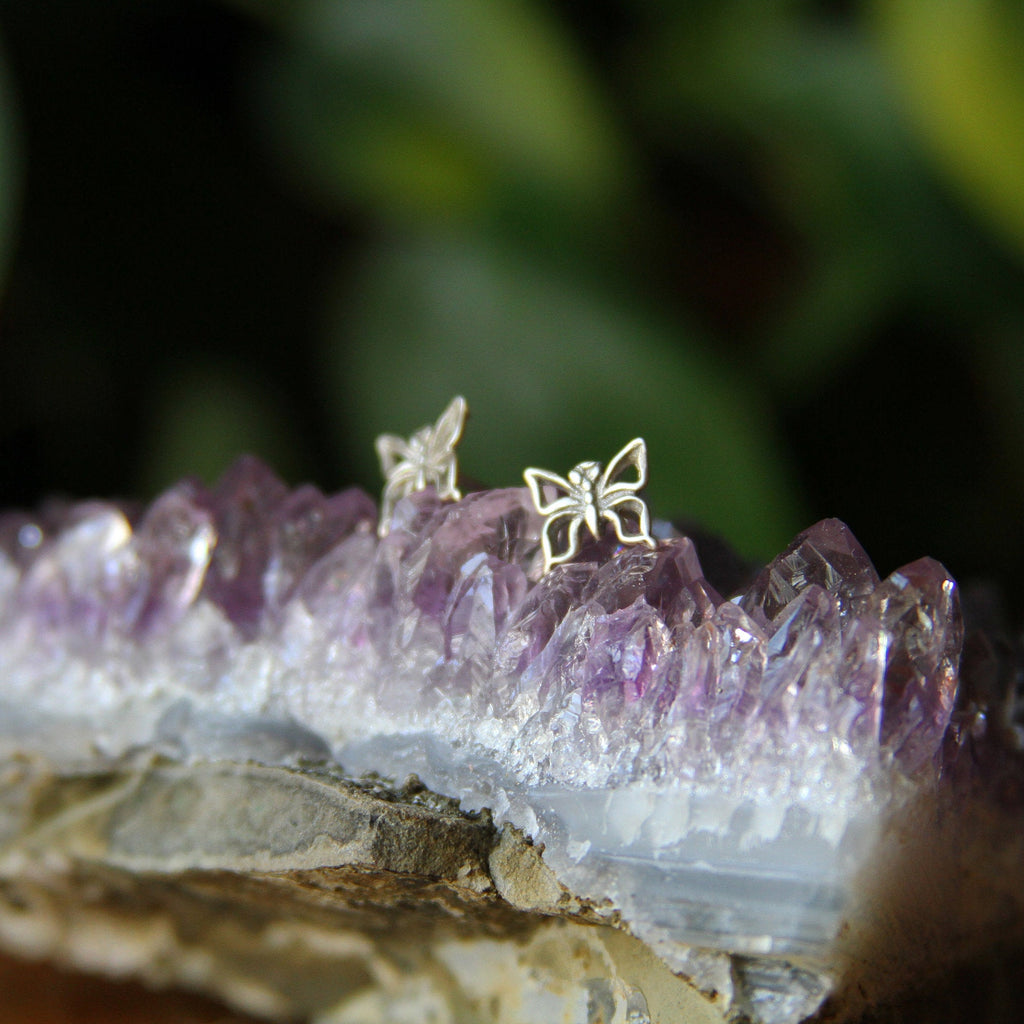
(524, 437), (656, 573)
(376, 395), (468, 537)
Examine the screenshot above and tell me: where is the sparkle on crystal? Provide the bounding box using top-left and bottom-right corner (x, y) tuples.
(375, 395), (468, 538)
(524, 437), (656, 573)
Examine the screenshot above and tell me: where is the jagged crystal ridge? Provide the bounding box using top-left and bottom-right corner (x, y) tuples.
(0, 456), (965, 962)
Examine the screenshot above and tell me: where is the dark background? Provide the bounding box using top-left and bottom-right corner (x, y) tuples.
(1, 0), (1023, 609)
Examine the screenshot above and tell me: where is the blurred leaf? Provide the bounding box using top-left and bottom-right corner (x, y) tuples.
(0, 38), (20, 293)
(634, 6), (995, 390)
(873, 0), (1024, 262)
(327, 233), (803, 557)
(249, 0), (628, 227)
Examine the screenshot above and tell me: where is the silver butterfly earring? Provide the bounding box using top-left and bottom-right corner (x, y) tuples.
(523, 438), (655, 573)
(375, 396), (468, 537)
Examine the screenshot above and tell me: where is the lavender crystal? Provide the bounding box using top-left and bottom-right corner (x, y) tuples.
(0, 457), (964, 965)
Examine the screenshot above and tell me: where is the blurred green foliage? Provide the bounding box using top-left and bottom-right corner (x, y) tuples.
(875, 0), (1024, 261)
(1, 0), (1024, 596)
(332, 232), (799, 551)
(245, 0), (630, 225)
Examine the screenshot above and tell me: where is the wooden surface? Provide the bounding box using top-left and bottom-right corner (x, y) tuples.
(0, 953), (264, 1024)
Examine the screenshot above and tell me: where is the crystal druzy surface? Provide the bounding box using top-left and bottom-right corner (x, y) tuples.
(0, 457), (963, 965)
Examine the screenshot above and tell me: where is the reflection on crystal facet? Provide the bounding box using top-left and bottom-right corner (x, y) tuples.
(874, 557), (961, 771)
(740, 517), (881, 627)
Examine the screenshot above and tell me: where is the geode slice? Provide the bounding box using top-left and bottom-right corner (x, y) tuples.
(0, 458), (1021, 1023)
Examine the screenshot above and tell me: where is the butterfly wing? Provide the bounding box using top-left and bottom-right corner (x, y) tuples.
(603, 495), (654, 548)
(540, 510), (585, 571)
(523, 467), (575, 516)
(375, 434), (411, 476)
(597, 440), (654, 550)
(598, 438), (648, 499)
(427, 395), (468, 460)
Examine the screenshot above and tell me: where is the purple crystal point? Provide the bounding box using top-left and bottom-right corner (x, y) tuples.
(575, 604), (672, 777)
(581, 603), (670, 708)
(708, 600), (766, 727)
(367, 488), (539, 710)
(759, 585), (841, 739)
(130, 480), (216, 636)
(645, 600), (766, 746)
(582, 545), (658, 613)
(834, 615), (887, 757)
(202, 456), (289, 636)
(263, 484), (376, 618)
(644, 537), (722, 627)
(390, 487), (536, 624)
(655, 620), (718, 724)
(494, 563), (592, 679)
(443, 554), (528, 692)
(292, 530), (378, 660)
(873, 557), (962, 771)
(740, 518), (880, 629)
(20, 502), (137, 642)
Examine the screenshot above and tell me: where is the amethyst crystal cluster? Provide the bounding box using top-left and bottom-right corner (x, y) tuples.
(0, 457), (963, 961)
